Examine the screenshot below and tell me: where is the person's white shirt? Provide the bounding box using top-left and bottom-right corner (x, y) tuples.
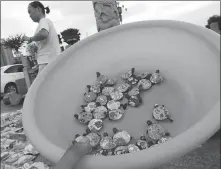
(34, 17), (60, 65)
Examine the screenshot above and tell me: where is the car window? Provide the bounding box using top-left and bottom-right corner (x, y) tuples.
(4, 65), (24, 73)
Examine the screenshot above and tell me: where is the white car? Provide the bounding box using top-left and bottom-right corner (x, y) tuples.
(1, 64), (25, 97)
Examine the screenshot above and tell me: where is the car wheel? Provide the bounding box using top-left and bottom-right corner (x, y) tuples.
(5, 83), (18, 94)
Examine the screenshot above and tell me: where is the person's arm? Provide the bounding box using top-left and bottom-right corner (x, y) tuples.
(52, 138), (92, 169)
(23, 18), (50, 43)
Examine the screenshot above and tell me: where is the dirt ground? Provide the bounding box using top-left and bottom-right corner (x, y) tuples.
(1, 101), (220, 168)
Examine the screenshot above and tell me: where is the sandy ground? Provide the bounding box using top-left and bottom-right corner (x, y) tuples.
(1, 101), (220, 168)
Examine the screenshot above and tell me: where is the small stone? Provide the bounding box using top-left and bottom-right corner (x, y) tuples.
(128, 144), (140, 153)
(107, 100), (121, 110)
(88, 119), (103, 132)
(109, 109), (124, 121)
(110, 91), (124, 101)
(96, 95), (108, 106)
(93, 106), (107, 119)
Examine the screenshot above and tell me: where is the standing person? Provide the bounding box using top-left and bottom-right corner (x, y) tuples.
(23, 1), (60, 73)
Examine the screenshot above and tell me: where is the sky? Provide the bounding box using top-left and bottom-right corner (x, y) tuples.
(1, 1), (220, 47)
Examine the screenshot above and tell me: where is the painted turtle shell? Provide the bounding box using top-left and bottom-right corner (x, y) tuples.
(88, 119), (103, 132)
(146, 120), (167, 140)
(153, 104), (173, 122)
(110, 91), (124, 101)
(137, 79), (152, 90)
(102, 87), (115, 96)
(74, 112), (93, 124)
(116, 83), (131, 93)
(114, 146), (128, 155)
(93, 106), (107, 119)
(96, 72), (108, 84)
(112, 128), (132, 146)
(128, 144), (140, 153)
(84, 92), (97, 103)
(96, 95), (108, 106)
(109, 109), (125, 121)
(150, 70), (163, 84)
(100, 133), (116, 150)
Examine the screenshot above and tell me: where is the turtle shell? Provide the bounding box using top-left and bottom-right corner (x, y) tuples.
(136, 140), (148, 150)
(137, 79), (152, 90)
(107, 100), (121, 110)
(84, 92), (97, 103)
(147, 123), (166, 140)
(114, 146), (128, 155)
(100, 136), (116, 150)
(126, 76), (139, 85)
(117, 83), (131, 93)
(137, 72), (151, 79)
(128, 144), (140, 153)
(157, 136), (172, 144)
(128, 95), (142, 107)
(89, 84), (101, 93)
(102, 87), (115, 96)
(96, 72), (108, 84)
(93, 106), (107, 119)
(88, 119), (103, 132)
(84, 102), (97, 113)
(128, 87), (140, 96)
(153, 104), (173, 122)
(150, 70), (163, 84)
(96, 95), (108, 106)
(106, 78), (117, 86)
(113, 130), (131, 146)
(74, 112), (93, 124)
(122, 69), (133, 80)
(85, 132), (101, 147)
(109, 109), (124, 121)
(110, 91), (124, 101)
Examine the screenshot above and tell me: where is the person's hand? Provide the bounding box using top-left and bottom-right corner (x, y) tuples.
(23, 35), (30, 41)
(69, 137), (92, 157)
(23, 35), (32, 43)
(52, 137), (92, 169)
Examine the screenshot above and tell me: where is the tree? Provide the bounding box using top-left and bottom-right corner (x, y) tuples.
(26, 43), (38, 58)
(60, 28), (81, 45)
(1, 34), (25, 57)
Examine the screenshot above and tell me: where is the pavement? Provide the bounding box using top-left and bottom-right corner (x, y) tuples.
(1, 101), (220, 169)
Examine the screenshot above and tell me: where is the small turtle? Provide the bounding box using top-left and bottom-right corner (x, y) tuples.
(83, 129), (101, 148)
(96, 95), (108, 106)
(107, 100), (127, 111)
(153, 104), (173, 122)
(136, 135), (148, 150)
(137, 72), (152, 79)
(88, 119), (103, 132)
(93, 106), (108, 119)
(125, 94), (142, 107)
(96, 72), (108, 85)
(110, 91), (124, 101)
(84, 92), (97, 103)
(87, 84), (101, 94)
(91, 148), (104, 156)
(127, 87), (140, 96)
(102, 87), (115, 96)
(150, 70), (163, 84)
(112, 128), (132, 146)
(102, 149), (114, 156)
(100, 132), (116, 150)
(128, 144), (140, 153)
(81, 102), (97, 113)
(106, 78), (117, 86)
(157, 132), (172, 144)
(122, 68), (135, 80)
(114, 146), (128, 155)
(74, 112), (93, 124)
(108, 109), (125, 121)
(116, 83), (131, 93)
(146, 120), (168, 140)
(137, 79), (152, 90)
(126, 75), (139, 85)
